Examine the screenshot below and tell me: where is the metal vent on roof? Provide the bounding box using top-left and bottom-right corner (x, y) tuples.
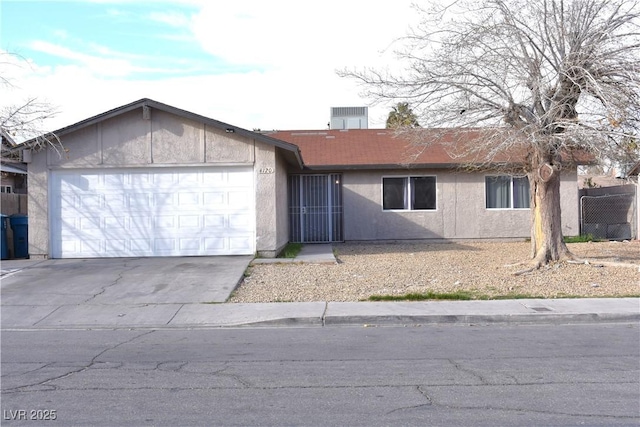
(331, 107), (367, 117)
(330, 106), (368, 130)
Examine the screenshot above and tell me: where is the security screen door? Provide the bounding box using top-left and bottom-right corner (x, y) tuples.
(288, 174), (343, 243)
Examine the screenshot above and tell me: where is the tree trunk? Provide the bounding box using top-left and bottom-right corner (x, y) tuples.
(529, 158), (572, 266)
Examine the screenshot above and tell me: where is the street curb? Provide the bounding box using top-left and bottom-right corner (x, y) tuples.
(3, 299), (638, 330)
(4, 312), (637, 330)
(322, 312), (640, 327)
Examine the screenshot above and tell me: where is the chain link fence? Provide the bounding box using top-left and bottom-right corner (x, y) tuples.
(580, 191), (637, 240)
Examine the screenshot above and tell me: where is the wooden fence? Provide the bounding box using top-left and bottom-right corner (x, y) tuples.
(1, 193), (27, 215)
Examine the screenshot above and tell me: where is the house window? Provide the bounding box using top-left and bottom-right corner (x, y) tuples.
(383, 176), (436, 210)
(0, 185), (12, 194)
(485, 176), (530, 209)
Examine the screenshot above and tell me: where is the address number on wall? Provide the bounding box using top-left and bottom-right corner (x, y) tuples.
(259, 167), (274, 174)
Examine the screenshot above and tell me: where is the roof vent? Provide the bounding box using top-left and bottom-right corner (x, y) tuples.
(330, 106), (368, 130)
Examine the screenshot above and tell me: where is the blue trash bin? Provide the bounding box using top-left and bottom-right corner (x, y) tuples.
(9, 214), (28, 259)
(0, 214), (8, 260)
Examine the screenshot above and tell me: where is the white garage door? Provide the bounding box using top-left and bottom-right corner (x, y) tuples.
(50, 167), (255, 258)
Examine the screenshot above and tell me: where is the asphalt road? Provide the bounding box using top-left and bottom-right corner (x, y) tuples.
(2, 323), (639, 426)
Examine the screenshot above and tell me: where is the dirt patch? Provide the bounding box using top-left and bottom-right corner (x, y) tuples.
(229, 241), (640, 302)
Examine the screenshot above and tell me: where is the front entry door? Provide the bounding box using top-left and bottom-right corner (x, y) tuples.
(288, 174), (343, 243)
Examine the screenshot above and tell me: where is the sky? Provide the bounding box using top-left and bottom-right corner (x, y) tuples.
(1, 0), (420, 136)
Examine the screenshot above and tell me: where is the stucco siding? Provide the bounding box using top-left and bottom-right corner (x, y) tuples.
(101, 110), (152, 165)
(48, 125), (100, 167)
(342, 169), (580, 241)
(205, 127), (254, 164)
(254, 143), (277, 256)
(559, 170), (579, 236)
(274, 151), (289, 254)
(151, 110), (203, 164)
(26, 151), (49, 258)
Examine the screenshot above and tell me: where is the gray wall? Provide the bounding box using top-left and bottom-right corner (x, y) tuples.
(341, 169), (579, 241)
(274, 151), (290, 255)
(28, 107), (285, 258)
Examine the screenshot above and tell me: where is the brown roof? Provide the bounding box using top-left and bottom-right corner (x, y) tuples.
(267, 128), (594, 170)
(266, 128), (473, 169)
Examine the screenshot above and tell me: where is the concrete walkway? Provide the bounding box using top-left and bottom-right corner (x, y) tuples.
(251, 244), (336, 265)
(1, 244), (638, 329)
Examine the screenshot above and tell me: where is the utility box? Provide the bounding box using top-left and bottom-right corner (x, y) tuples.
(330, 106), (368, 130)
(0, 214), (8, 260)
(9, 214), (28, 259)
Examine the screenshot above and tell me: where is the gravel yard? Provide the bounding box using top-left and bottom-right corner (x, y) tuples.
(229, 240), (640, 302)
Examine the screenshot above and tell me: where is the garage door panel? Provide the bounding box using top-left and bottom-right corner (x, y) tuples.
(229, 236), (253, 251)
(178, 215), (200, 228)
(128, 194), (152, 209)
(131, 239), (152, 252)
(80, 239), (102, 255)
(229, 191), (251, 208)
(178, 192), (200, 206)
(104, 174), (125, 188)
(204, 214), (225, 228)
(228, 169), (253, 185)
(51, 167), (255, 258)
(153, 192), (176, 207)
(79, 217), (101, 231)
(229, 214), (252, 229)
(106, 239), (127, 252)
(104, 194), (127, 209)
(104, 216), (127, 230)
(130, 172), (154, 187)
(203, 172), (225, 185)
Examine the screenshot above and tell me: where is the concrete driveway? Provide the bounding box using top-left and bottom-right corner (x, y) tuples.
(0, 256), (252, 328)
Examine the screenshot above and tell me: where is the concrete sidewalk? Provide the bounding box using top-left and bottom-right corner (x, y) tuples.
(2, 298), (638, 330)
(1, 245), (638, 330)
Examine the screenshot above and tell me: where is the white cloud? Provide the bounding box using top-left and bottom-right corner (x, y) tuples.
(190, 0), (414, 69)
(147, 10), (192, 28)
(2, 0), (419, 135)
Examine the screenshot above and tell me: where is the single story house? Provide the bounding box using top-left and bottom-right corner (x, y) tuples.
(24, 99), (582, 259)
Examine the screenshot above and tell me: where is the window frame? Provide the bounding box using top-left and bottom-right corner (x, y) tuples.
(381, 175), (437, 211)
(485, 175), (530, 210)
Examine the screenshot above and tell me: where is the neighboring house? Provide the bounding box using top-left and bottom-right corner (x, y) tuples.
(1, 129), (28, 214)
(0, 161), (27, 196)
(25, 99), (584, 259)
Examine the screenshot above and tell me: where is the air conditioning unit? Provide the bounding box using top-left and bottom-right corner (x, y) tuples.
(330, 107), (368, 130)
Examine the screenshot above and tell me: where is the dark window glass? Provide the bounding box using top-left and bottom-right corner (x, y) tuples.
(411, 176), (436, 210)
(383, 178), (406, 210)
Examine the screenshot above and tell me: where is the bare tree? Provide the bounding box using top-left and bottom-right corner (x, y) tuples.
(340, 0), (640, 268)
(0, 52), (62, 158)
